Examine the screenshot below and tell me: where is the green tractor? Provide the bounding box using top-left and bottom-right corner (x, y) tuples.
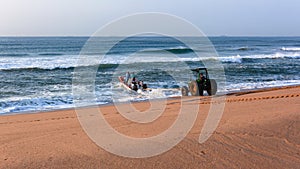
(181, 68), (217, 96)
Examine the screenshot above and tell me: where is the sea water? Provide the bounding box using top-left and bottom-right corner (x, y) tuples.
(0, 36), (299, 114)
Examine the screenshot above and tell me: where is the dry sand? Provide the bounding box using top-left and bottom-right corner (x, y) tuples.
(0, 86), (299, 169)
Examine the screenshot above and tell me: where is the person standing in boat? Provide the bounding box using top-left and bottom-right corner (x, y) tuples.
(125, 72), (131, 85)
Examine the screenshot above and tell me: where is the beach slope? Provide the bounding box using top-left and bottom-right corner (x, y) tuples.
(0, 86), (299, 169)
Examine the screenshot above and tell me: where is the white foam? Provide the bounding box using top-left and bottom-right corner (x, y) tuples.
(106, 52), (300, 64)
(0, 55), (101, 70)
(223, 52), (300, 63)
(225, 80), (300, 92)
(0, 97), (75, 114)
(1, 51), (299, 70)
(218, 55), (242, 63)
(281, 47), (300, 51)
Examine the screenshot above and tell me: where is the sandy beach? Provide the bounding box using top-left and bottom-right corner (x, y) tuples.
(0, 86), (299, 169)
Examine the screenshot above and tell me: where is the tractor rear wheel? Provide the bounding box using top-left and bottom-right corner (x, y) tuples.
(207, 79), (217, 96)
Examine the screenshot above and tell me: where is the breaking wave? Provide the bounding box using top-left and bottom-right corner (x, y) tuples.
(281, 47), (300, 52)
(1, 51), (299, 71)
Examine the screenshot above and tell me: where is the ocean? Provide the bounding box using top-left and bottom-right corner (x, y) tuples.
(0, 36), (299, 114)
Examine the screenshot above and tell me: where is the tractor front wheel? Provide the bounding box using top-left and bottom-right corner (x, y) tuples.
(188, 81), (200, 96)
(181, 86), (189, 96)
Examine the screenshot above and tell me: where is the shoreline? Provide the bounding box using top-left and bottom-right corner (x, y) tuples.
(0, 84), (299, 168)
(1, 84), (299, 117)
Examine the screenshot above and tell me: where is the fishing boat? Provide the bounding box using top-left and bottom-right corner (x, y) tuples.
(118, 76), (151, 93)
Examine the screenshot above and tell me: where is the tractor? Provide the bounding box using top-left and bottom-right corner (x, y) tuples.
(181, 68), (217, 96)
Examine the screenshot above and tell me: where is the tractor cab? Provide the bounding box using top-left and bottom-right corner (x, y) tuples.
(191, 68), (209, 80)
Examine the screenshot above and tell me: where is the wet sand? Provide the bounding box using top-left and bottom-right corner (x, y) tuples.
(0, 86), (299, 169)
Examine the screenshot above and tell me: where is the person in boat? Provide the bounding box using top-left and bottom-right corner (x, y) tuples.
(125, 72), (131, 85)
(196, 73), (207, 96)
(138, 80), (147, 90)
(131, 76), (138, 91)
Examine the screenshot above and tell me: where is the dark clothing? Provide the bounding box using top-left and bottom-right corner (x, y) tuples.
(197, 76), (207, 96)
(196, 76), (206, 84)
(131, 77), (138, 91)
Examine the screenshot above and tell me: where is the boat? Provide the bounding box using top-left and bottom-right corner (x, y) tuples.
(118, 76), (181, 97)
(118, 76), (134, 91)
(118, 76), (151, 93)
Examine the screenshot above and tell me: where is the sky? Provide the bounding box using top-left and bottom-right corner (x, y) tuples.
(0, 0), (299, 36)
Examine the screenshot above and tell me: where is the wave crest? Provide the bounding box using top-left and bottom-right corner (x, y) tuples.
(0, 51), (299, 71)
(281, 47), (300, 51)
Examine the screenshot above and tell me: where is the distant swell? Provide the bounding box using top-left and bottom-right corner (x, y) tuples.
(0, 64), (120, 72)
(0, 66), (76, 72)
(237, 47), (255, 51)
(0, 53), (29, 57)
(39, 53), (64, 56)
(142, 46), (194, 54)
(165, 48), (194, 54)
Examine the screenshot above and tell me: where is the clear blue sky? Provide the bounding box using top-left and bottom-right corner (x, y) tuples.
(0, 0), (299, 36)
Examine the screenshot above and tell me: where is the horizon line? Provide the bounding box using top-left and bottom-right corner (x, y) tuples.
(0, 35), (300, 38)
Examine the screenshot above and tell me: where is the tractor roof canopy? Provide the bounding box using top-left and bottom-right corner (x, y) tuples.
(191, 68), (207, 73)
